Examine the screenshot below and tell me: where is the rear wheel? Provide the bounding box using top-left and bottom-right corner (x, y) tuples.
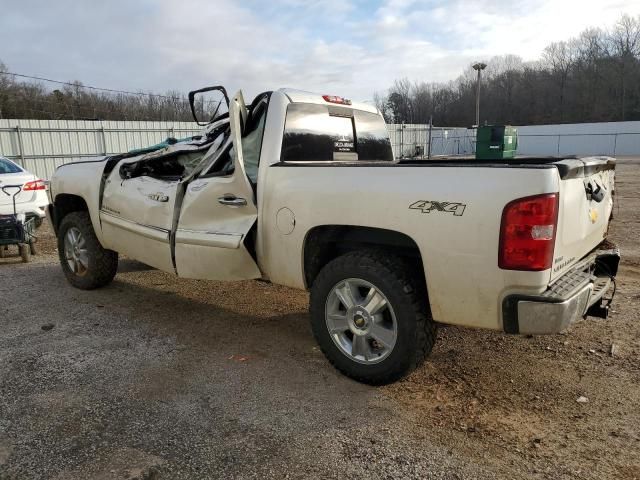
(0, 246), (6, 259)
(58, 211), (118, 289)
(29, 240), (38, 255)
(310, 251), (437, 385)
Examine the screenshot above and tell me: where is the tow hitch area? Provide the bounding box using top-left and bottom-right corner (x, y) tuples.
(587, 302), (610, 319)
(585, 245), (620, 319)
(502, 242), (620, 335)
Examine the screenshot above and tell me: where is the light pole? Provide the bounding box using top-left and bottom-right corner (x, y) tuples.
(472, 62), (487, 127)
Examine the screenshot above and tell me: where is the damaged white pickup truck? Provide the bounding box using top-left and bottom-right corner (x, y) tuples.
(48, 87), (619, 384)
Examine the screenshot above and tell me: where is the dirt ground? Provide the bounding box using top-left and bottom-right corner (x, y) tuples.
(0, 162), (638, 479)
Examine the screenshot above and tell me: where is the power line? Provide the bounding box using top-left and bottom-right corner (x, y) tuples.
(0, 89), (195, 121)
(0, 70), (227, 121)
(1, 71), (183, 100)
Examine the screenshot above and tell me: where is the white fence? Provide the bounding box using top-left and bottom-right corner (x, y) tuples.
(517, 121), (640, 156)
(0, 119), (639, 179)
(0, 119), (202, 179)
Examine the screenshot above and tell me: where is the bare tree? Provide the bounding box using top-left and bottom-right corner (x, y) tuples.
(543, 40), (578, 122)
(0, 61), (198, 121)
(608, 14), (640, 120)
(373, 91), (390, 122)
(386, 78), (413, 123)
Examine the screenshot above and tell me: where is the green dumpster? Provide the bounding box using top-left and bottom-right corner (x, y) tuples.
(475, 125), (518, 160)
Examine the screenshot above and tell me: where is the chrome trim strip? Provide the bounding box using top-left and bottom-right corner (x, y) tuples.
(99, 210), (169, 243)
(175, 228), (242, 249)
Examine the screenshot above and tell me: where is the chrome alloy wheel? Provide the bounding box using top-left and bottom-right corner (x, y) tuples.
(64, 227), (89, 276)
(325, 278), (398, 364)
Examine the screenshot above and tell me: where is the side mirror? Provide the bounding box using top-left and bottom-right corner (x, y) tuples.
(188, 86), (230, 126)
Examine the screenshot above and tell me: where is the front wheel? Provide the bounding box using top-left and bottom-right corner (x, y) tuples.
(57, 211), (118, 289)
(310, 251), (437, 385)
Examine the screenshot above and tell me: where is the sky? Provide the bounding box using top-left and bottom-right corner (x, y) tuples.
(1, 0), (640, 102)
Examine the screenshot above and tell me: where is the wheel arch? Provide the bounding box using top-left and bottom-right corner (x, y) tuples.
(50, 193), (89, 234)
(302, 225), (427, 290)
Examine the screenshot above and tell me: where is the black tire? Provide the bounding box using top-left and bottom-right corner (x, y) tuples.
(57, 211), (118, 289)
(19, 244), (31, 263)
(310, 250), (437, 385)
(29, 240), (38, 256)
(0, 246), (6, 259)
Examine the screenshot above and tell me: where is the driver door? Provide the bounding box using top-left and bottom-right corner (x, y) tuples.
(100, 164), (178, 273)
(174, 91), (262, 280)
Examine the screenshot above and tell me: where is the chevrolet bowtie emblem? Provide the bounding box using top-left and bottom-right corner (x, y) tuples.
(148, 192), (169, 202)
(589, 208), (598, 224)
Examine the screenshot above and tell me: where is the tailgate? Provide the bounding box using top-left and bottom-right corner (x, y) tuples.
(551, 157), (615, 282)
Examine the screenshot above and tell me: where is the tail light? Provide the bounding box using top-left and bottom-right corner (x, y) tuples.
(23, 180), (46, 191)
(322, 95), (352, 105)
(499, 193), (559, 271)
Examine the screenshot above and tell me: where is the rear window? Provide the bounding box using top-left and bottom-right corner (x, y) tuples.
(281, 104), (393, 162)
(0, 157), (22, 174)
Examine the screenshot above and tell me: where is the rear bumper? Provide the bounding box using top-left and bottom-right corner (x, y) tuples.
(502, 245), (619, 334)
(0, 190), (48, 219)
(0, 204), (47, 219)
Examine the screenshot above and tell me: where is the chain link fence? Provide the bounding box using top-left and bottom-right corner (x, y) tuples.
(388, 123), (640, 159)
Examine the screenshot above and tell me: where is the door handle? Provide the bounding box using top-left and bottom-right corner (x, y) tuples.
(218, 195), (247, 207)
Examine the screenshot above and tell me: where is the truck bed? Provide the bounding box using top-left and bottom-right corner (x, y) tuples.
(398, 155), (615, 180)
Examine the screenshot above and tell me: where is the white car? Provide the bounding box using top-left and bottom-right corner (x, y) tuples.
(47, 87), (619, 385)
(0, 156), (48, 225)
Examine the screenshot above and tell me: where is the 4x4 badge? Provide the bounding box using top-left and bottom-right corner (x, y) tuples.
(409, 200), (466, 216)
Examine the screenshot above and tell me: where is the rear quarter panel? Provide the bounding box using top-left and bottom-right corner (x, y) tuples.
(258, 164), (560, 330)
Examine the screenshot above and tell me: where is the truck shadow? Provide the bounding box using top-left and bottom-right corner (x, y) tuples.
(116, 258), (156, 273)
(1, 260), (393, 479)
(7, 259), (374, 404)
(0, 256), (158, 270)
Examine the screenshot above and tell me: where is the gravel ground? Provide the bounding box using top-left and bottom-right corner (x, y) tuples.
(1, 162), (639, 479)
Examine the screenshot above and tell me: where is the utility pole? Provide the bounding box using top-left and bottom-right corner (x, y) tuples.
(427, 115), (433, 159)
(472, 62), (487, 127)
